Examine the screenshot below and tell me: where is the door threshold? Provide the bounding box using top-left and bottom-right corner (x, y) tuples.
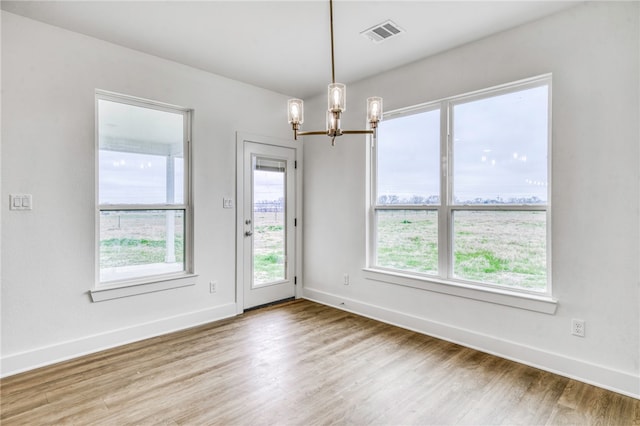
(244, 297), (296, 312)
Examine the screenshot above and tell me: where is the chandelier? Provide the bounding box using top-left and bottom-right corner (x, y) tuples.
(287, 0), (383, 146)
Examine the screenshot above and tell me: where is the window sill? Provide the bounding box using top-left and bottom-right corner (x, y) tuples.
(90, 273), (198, 302)
(362, 268), (557, 315)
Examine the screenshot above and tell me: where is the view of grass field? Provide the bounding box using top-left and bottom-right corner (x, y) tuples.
(253, 211), (285, 285)
(100, 208), (545, 291)
(100, 211), (184, 269)
(100, 209), (284, 284)
(377, 210), (439, 275)
(377, 210), (547, 290)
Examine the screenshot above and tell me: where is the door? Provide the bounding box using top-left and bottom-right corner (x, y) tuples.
(239, 140), (296, 310)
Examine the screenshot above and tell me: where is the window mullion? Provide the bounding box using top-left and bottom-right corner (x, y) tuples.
(370, 136), (378, 267)
(438, 100), (451, 279)
(185, 123), (194, 275)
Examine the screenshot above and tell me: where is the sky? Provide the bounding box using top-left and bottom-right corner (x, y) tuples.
(253, 170), (285, 204)
(99, 148), (284, 205)
(99, 84), (548, 207)
(377, 84), (549, 204)
(99, 100), (185, 205)
(99, 99), (287, 206)
(99, 151), (184, 205)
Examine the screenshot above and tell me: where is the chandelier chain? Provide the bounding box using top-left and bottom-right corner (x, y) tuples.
(329, 0), (336, 84)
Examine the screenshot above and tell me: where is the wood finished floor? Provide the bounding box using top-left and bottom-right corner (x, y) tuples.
(1, 299), (638, 425)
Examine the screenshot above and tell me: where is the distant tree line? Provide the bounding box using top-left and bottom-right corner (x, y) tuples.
(254, 198), (284, 212)
(377, 195), (544, 205)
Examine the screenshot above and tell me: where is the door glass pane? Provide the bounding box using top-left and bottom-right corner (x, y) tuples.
(100, 210), (185, 282)
(452, 85), (548, 204)
(253, 157), (286, 286)
(376, 210), (438, 275)
(452, 210), (546, 290)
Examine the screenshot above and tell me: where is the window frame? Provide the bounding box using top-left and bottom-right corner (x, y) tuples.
(369, 75), (552, 299)
(92, 91), (195, 300)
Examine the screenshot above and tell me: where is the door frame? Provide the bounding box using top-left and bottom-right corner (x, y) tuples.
(235, 132), (303, 314)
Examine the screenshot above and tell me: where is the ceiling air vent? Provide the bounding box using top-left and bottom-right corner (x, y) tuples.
(361, 20), (404, 43)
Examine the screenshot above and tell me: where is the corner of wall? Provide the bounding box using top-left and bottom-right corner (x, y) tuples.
(1, 302), (237, 378)
(303, 287), (640, 399)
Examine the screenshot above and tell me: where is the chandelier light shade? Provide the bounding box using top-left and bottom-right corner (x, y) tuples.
(287, 99), (304, 126)
(367, 97), (383, 123)
(328, 83), (346, 112)
(287, 0), (382, 146)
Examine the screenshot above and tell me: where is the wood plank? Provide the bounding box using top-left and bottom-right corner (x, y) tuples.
(1, 300), (637, 425)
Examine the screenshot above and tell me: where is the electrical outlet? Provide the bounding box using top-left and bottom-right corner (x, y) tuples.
(209, 281), (217, 293)
(343, 273), (349, 285)
(571, 319), (585, 337)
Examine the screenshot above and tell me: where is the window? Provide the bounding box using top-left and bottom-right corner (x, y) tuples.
(372, 76), (550, 295)
(97, 92), (192, 285)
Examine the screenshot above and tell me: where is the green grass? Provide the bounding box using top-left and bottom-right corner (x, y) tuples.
(100, 210), (284, 284)
(102, 238), (166, 248)
(100, 208), (546, 291)
(377, 210), (439, 275)
(454, 250), (508, 274)
(99, 212), (184, 269)
(252, 212), (286, 285)
(253, 253), (284, 284)
(100, 236), (184, 267)
(256, 225), (284, 232)
(377, 210), (547, 290)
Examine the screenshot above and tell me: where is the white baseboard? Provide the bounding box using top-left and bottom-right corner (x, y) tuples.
(1, 303), (237, 378)
(304, 287), (640, 399)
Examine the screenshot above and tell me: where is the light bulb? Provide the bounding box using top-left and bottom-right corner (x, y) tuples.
(333, 88), (340, 107)
(327, 111), (336, 131)
(367, 97), (383, 124)
(371, 102), (379, 118)
(327, 83), (345, 112)
(287, 99), (304, 124)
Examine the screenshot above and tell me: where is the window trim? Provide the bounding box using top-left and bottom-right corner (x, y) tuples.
(362, 267), (557, 314)
(93, 90), (194, 299)
(369, 75), (552, 300)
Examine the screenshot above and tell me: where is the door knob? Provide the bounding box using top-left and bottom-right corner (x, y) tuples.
(245, 231), (253, 237)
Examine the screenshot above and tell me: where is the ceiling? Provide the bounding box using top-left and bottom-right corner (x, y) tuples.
(1, 1), (579, 99)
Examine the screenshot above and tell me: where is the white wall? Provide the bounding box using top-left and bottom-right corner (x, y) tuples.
(1, 11), (292, 374)
(3, 2), (639, 398)
(303, 2), (640, 397)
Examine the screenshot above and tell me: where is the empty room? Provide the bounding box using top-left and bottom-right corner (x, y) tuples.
(1, 0), (639, 424)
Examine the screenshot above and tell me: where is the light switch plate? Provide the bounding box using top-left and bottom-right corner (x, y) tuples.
(223, 198), (233, 209)
(10, 194), (32, 210)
